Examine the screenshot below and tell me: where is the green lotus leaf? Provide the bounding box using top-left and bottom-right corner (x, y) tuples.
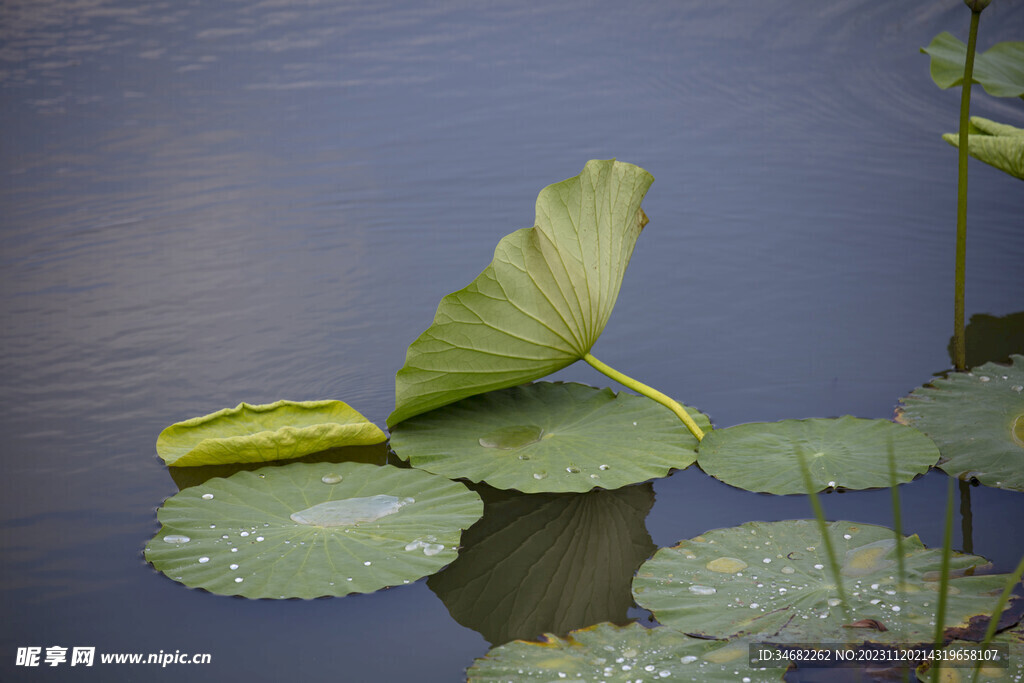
(921, 33), (1024, 98)
(388, 159), (654, 427)
(696, 417), (939, 495)
(168, 442), (390, 490)
(144, 461), (483, 598)
(157, 399), (386, 467)
(388, 381), (709, 493)
(428, 484), (656, 645)
(942, 116), (1024, 181)
(466, 622), (787, 682)
(916, 635), (1022, 682)
(897, 355), (1024, 492)
(632, 520), (1013, 644)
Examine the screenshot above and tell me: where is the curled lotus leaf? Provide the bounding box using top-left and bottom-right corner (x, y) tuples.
(897, 355), (1024, 492)
(388, 159), (654, 427)
(696, 416), (939, 495)
(632, 520), (1014, 644)
(144, 461), (483, 599)
(388, 381), (709, 493)
(157, 399), (386, 467)
(942, 117), (1024, 181)
(466, 622), (786, 682)
(921, 33), (1024, 98)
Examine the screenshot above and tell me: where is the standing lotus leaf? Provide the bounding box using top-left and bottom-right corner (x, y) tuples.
(942, 117), (1024, 181)
(696, 416), (939, 495)
(467, 622), (786, 682)
(897, 355), (1024, 492)
(157, 399), (386, 467)
(632, 520), (1014, 644)
(921, 34), (1024, 98)
(144, 461), (483, 598)
(388, 159), (654, 427)
(389, 382), (709, 493)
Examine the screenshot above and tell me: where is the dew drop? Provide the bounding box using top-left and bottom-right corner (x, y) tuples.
(234, 577), (243, 583)
(706, 557), (747, 573)
(230, 563), (239, 570)
(762, 558), (771, 564)
(231, 548), (238, 553)
(892, 605), (901, 612)
(566, 466), (580, 474)
(198, 556), (209, 564)
(202, 493), (214, 500)
(321, 473), (343, 485)
(827, 598), (842, 607)
(813, 564), (824, 570)
(680, 656), (697, 664)
(827, 481), (836, 488)
(843, 534), (852, 540)
(363, 561), (372, 566)
(240, 531), (250, 537)
(478, 425), (543, 449)
(1012, 385), (1023, 392)
(689, 585), (717, 595)
(163, 535), (190, 544)
(645, 665), (656, 672)
(533, 471), (548, 480)
(979, 376), (991, 382)
(598, 464), (610, 471)
(517, 454), (530, 461)
(290, 495), (412, 527)
(781, 566), (795, 574)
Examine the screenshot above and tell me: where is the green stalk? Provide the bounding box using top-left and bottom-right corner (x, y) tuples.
(931, 476), (957, 683)
(796, 448), (851, 623)
(583, 352), (705, 441)
(952, 8), (983, 372)
(886, 435), (907, 595)
(970, 553), (1024, 683)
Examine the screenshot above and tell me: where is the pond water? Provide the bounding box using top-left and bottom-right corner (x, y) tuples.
(2, 1), (1023, 681)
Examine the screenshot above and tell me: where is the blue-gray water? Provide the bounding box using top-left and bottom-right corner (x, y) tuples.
(2, 1), (1023, 681)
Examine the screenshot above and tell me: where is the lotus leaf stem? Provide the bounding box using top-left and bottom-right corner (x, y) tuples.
(953, 8), (982, 372)
(582, 353), (705, 441)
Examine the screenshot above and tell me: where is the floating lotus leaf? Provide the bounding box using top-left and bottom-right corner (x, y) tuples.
(942, 117), (1024, 181)
(144, 461), (483, 598)
(466, 622), (786, 682)
(916, 635), (1023, 682)
(921, 34), (1024, 98)
(157, 400), (386, 467)
(389, 382), (709, 493)
(632, 520), (1014, 644)
(428, 484), (656, 645)
(388, 159), (654, 427)
(897, 355), (1024, 492)
(696, 417), (939, 495)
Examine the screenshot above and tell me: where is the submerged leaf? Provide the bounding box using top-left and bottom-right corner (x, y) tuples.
(897, 355), (1024, 492)
(388, 159), (654, 427)
(389, 381), (709, 493)
(696, 417), (939, 495)
(157, 400), (386, 467)
(632, 520), (1011, 643)
(467, 622), (787, 682)
(428, 484), (656, 645)
(921, 33), (1024, 98)
(144, 461), (483, 598)
(943, 116), (1024, 181)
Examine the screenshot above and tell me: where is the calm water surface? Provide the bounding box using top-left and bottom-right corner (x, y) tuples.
(2, 1), (1023, 681)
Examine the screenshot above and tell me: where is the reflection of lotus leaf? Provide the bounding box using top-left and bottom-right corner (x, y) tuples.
(897, 355), (1024, 492)
(389, 382), (709, 493)
(428, 484), (655, 645)
(632, 520), (1013, 644)
(697, 417), (938, 494)
(467, 622), (786, 682)
(144, 461), (482, 598)
(388, 159), (654, 427)
(157, 400), (386, 467)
